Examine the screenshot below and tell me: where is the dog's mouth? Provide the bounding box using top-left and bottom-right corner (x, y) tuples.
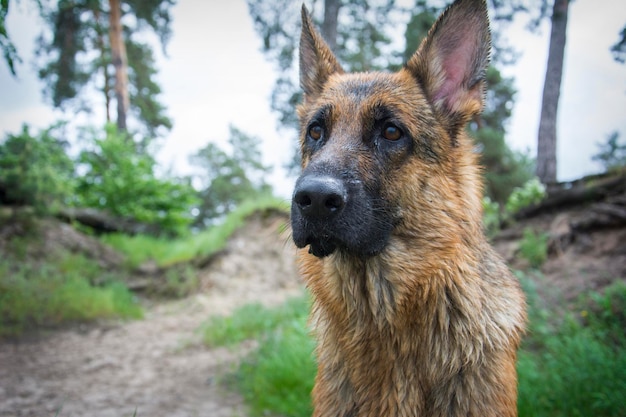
(304, 236), (338, 258)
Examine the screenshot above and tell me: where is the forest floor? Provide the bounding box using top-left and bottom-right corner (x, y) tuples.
(1, 191), (625, 416)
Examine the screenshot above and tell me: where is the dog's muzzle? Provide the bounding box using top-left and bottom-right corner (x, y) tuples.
(292, 175), (347, 257)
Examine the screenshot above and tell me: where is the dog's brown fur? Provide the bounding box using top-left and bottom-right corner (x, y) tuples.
(290, 0), (526, 416)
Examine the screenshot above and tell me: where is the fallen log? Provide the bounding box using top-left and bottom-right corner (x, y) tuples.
(57, 207), (162, 236)
(515, 172), (626, 220)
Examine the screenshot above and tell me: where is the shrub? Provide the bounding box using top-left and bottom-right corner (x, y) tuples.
(505, 177), (546, 215)
(0, 124), (74, 213)
(75, 124), (199, 235)
(518, 227), (549, 268)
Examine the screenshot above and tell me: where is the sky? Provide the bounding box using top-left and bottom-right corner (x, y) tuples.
(1, 0), (625, 199)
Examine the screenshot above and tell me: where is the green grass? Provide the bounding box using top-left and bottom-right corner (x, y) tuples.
(518, 327), (626, 417)
(203, 277), (626, 417)
(201, 295), (310, 347)
(102, 196), (289, 268)
(517, 280), (626, 417)
(201, 294), (315, 417)
(237, 317), (316, 417)
(0, 252), (142, 337)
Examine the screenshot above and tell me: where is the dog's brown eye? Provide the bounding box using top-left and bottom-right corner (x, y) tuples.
(308, 124), (323, 141)
(382, 124), (402, 141)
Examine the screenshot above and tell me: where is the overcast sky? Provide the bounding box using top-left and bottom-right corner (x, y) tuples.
(1, 0), (625, 199)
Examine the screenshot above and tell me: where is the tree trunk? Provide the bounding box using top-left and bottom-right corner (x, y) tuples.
(322, 0), (340, 52)
(108, 0), (129, 132)
(536, 0), (569, 185)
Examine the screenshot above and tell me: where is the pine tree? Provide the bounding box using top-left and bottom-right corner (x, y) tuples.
(36, 0), (174, 142)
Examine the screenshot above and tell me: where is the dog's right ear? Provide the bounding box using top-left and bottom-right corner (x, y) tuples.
(299, 5), (343, 104)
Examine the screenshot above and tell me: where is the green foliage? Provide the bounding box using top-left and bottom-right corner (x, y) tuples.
(36, 0), (173, 138)
(592, 131), (626, 172)
(482, 178), (546, 237)
(238, 317), (316, 417)
(505, 177), (546, 215)
(518, 228), (549, 268)
(474, 66), (534, 204)
(125, 35), (173, 141)
(1, 0), (21, 76)
(202, 295), (310, 347)
(478, 127), (535, 204)
(102, 196), (288, 268)
(337, 0), (398, 72)
(482, 196), (501, 237)
(75, 124), (198, 235)
(518, 328), (626, 417)
(202, 294), (315, 417)
(517, 277), (626, 417)
(190, 125), (273, 227)
(0, 252), (142, 337)
(0, 124), (74, 213)
(582, 281), (626, 348)
(402, 2), (437, 63)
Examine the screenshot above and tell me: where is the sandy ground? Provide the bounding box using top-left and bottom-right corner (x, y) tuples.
(0, 214), (303, 417)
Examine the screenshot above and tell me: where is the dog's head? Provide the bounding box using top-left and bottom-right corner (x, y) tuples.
(291, 0), (490, 258)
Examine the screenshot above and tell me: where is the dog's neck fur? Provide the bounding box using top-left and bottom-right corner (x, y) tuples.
(299, 238), (524, 416)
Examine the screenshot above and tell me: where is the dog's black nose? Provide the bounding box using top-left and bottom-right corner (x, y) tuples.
(293, 176), (346, 220)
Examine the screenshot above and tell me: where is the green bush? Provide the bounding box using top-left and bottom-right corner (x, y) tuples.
(0, 252), (142, 337)
(190, 125), (273, 227)
(518, 228), (549, 268)
(0, 124), (74, 213)
(581, 281), (626, 348)
(505, 177), (546, 215)
(75, 124), (199, 235)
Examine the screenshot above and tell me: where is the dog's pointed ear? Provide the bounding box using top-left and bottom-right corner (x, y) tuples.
(300, 4), (343, 103)
(406, 0), (490, 133)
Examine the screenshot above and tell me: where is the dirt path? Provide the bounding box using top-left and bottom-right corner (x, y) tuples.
(0, 214), (303, 417)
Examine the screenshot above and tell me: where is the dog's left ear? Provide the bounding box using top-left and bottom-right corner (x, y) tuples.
(300, 4), (344, 104)
(406, 0), (490, 134)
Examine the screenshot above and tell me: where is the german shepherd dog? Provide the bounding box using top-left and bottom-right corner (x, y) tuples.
(290, 0), (526, 415)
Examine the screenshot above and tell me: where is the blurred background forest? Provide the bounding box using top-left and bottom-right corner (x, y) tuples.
(1, 1), (625, 416)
